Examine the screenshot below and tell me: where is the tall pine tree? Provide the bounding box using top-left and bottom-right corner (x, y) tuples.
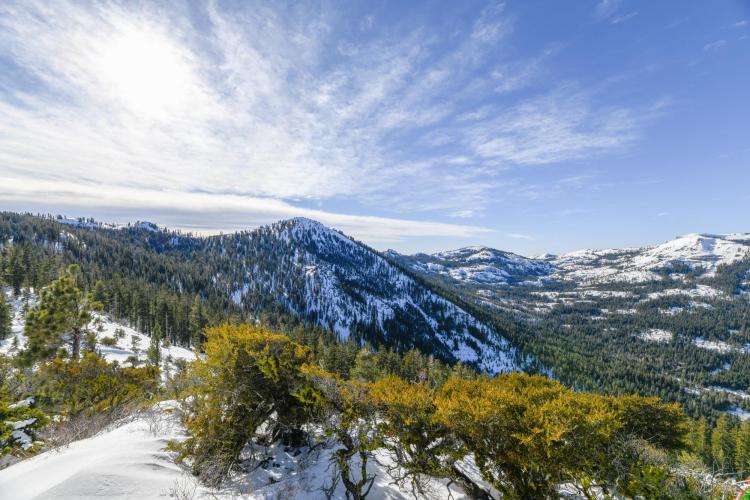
(22, 265), (100, 363)
(0, 293), (11, 340)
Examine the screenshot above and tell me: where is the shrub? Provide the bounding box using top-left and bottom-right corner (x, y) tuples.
(173, 324), (314, 485)
(99, 336), (118, 347)
(35, 352), (158, 417)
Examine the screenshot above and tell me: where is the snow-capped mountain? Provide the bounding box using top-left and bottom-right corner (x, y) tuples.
(394, 233), (750, 288)
(551, 233), (750, 284)
(210, 218), (522, 373)
(387, 246), (554, 286)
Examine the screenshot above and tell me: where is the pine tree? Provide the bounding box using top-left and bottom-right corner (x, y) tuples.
(6, 246), (24, 296)
(189, 295), (206, 348)
(711, 415), (735, 471)
(0, 293), (11, 340)
(22, 265), (101, 363)
(147, 322), (163, 367)
(735, 420), (750, 478)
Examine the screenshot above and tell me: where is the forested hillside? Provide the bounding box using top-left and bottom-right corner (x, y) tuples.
(0, 212), (524, 372)
(389, 235), (750, 425)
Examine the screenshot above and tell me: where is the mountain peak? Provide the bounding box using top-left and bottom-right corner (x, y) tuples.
(132, 221), (159, 232)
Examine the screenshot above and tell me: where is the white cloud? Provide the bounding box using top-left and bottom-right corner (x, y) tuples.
(506, 232), (533, 240)
(465, 87), (642, 165)
(594, 0), (622, 22)
(611, 11), (638, 25)
(0, 175), (490, 244)
(704, 40), (727, 51)
(0, 1), (659, 235)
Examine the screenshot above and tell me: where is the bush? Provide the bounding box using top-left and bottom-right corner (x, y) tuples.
(173, 324), (315, 485)
(99, 336), (118, 347)
(35, 352), (159, 417)
(0, 395), (47, 456)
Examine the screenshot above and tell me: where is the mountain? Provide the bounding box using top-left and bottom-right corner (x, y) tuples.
(551, 233), (750, 284)
(391, 233), (750, 288)
(204, 218), (522, 372)
(0, 213), (524, 373)
(387, 246), (554, 286)
(386, 232), (750, 421)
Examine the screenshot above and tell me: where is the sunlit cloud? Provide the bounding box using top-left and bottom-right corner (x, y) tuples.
(0, 0), (657, 243)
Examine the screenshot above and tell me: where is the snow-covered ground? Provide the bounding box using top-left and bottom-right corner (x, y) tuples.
(646, 285), (724, 301)
(1, 288), (195, 372)
(640, 329), (673, 343)
(0, 402), (191, 500)
(693, 337), (736, 354)
(0, 290), (33, 356)
(0, 402), (478, 500)
(92, 313), (196, 370)
(551, 233), (750, 284)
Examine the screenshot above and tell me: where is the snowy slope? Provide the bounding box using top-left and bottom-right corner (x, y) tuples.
(1, 289), (195, 371)
(390, 246), (554, 286)
(399, 233), (750, 288)
(213, 218), (524, 373)
(552, 233), (750, 284)
(0, 402), (479, 500)
(0, 402), (189, 500)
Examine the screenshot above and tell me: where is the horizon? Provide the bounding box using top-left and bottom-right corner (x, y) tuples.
(1, 1), (748, 255)
(14, 210), (750, 258)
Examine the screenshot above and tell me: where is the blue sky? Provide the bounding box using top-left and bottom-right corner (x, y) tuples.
(0, 1), (747, 255)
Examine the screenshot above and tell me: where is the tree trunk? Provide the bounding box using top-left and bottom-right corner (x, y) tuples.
(71, 327), (80, 360)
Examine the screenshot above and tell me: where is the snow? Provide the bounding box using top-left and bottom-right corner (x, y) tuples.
(133, 221), (159, 232)
(8, 397), (34, 410)
(633, 233), (750, 275)
(1, 289), (195, 374)
(0, 402), (191, 500)
(551, 232), (750, 284)
(9, 430), (33, 450)
(693, 337), (734, 354)
(56, 217), (98, 229)
(728, 407), (750, 421)
(640, 329), (673, 343)
(0, 289), (32, 356)
(414, 246), (554, 286)
(0, 403), (478, 500)
(7, 418), (37, 430)
(646, 285), (724, 301)
(92, 314), (196, 375)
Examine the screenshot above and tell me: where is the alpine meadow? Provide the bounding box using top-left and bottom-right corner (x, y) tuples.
(0, 1), (749, 499)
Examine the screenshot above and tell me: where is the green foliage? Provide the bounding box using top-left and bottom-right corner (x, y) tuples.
(35, 352), (158, 417)
(431, 373), (689, 499)
(301, 364), (382, 500)
(0, 293), (11, 340)
(174, 324), (314, 484)
(0, 394), (47, 456)
(711, 414), (736, 471)
(22, 265), (101, 363)
(147, 322), (162, 367)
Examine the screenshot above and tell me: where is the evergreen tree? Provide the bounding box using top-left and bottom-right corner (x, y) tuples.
(147, 322), (163, 367)
(711, 415), (735, 471)
(22, 265), (100, 363)
(0, 293), (11, 340)
(735, 420), (750, 478)
(189, 295), (206, 348)
(6, 246), (24, 296)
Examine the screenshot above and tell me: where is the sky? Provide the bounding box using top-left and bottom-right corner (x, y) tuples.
(0, 1), (748, 255)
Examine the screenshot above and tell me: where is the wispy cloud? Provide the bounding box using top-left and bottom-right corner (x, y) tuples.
(593, 0), (622, 22)
(611, 11), (638, 25)
(704, 40), (727, 51)
(0, 1), (658, 241)
(0, 176), (491, 243)
(506, 232), (533, 240)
